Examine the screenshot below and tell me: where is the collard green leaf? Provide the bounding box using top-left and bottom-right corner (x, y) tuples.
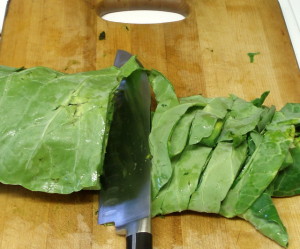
(280, 103), (300, 120)
(251, 91), (270, 107)
(189, 111), (218, 145)
(272, 139), (300, 197)
(202, 97), (233, 119)
(168, 108), (198, 158)
(188, 97), (232, 145)
(150, 103), (197, 198)
(179, 94), (210, 105)
(201, 120), (224, 147)
(218, 97), (263, 142)
(271, 103), (300, 127)
(0, 59), (142, 193)
(119, 56), (142, 78)
(247, 131), (263, 155)
(232, 134), (247, 148)
(152, 145), (212, 216)
(240, 191), (288, 248)
(257, 106), (276, 132)
(220, 125), (294, 217)
(280, 150), (294, 171)
(148, 69), (179, 124)
(0, 65), (25, 77)
(188, 142), (247, 213)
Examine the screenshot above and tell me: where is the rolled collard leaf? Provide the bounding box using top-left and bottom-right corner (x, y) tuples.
(188, 111), (218, 145)
(188, 141), (247, 213)
(201, 120), (224, 147)
(189, 97), (232, 145)
(220, 124), (295, 217)
(218, 97), (264, 142)
(168, 108), (199, 158)
(152, 145), (212, 216)
(169, 95), (232, 156)
(150, 103), (198, 198)
(240, 191), (288, 248)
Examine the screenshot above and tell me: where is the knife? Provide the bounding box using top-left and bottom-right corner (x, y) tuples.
(98, 50), (152, 249)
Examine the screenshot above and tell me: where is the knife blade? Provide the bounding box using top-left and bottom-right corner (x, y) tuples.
(98, 50), (152, 249)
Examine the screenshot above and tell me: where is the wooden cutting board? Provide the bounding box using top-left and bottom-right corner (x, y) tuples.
(1, 0), (300, 248)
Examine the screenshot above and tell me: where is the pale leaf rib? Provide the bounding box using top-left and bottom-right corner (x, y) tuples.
(24, 77), (91, 170)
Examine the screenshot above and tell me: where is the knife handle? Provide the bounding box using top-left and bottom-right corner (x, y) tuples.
(126, 232), (152, 249)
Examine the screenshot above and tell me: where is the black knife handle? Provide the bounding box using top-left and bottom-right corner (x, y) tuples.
(126, 232), (152, 249)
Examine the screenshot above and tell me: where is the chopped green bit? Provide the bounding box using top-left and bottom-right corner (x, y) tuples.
(247, 52), (260, 63)
(145, 154), (153, 160)
(102, 222), (114, 226)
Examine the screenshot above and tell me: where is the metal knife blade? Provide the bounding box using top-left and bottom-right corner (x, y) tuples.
(98, 50), (152, 249)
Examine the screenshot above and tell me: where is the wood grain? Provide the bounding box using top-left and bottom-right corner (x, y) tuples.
(1, 0), (300, 248)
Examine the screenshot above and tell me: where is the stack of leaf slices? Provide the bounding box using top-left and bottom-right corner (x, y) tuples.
(149, 70), (300, 248)
(0, 57), (299, 247)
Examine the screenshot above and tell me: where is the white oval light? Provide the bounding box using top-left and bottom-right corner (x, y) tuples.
(102, 10), (185, 24)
